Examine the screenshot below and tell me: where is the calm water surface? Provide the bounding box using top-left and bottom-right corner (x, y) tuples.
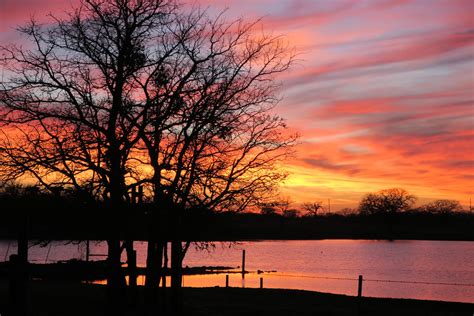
(1, 239), (473, 303)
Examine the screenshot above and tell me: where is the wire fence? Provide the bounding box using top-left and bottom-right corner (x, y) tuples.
(265, 273), (474, 287)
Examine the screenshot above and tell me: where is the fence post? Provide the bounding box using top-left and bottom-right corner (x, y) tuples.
(241, 250), (246, 278)
(86, 240), (90, 262)
(260, 277), (263, 289)
(226, 275), (229, 288)
(358, 275), (363, 298)
(357, 275), (363, 316)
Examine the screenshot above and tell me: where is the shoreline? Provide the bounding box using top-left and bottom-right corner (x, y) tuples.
(0, 281), (472, 315)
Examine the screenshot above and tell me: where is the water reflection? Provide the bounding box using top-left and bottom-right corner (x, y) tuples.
(1, 240), (473, 303)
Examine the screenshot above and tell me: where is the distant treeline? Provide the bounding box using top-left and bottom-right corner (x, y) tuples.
(0, 187), (472, 241)
(208, 211), (474, 241)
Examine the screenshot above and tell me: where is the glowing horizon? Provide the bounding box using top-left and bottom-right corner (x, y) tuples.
(1, 0), (473, 210)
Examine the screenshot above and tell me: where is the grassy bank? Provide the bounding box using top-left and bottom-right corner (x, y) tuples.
(0, 281), (472, 316)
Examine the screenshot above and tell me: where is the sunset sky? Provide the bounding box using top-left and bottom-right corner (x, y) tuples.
(1, 0), (473, 210)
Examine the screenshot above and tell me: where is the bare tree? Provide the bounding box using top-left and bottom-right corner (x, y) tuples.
(283, 209), (300, 218)
(358, 188), (416, 239)
(259, 202), (278, 215)
(258, 198), (293, 216)
(358, 193), (384, 215)
(0, 0), (176, 312)
(124, 8), (296, 307)
(302, 201), (324, 217)
(422, 199), (464, 214)
(358, 188), (416, 215)
(338, 207), (358, 216)
(275, 198), (293, 214)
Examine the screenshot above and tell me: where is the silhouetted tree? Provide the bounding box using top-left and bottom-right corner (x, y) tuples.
(358, 188), (416, 215)
(275, 198), (293, 214)
(338, 207), (358, 216)
(358, 188), (416, 239)
(0, 0), (176, 313)
(283, 209), (300, 218)
(258, 198), (294, 216)
(358, 193), (384, 214)
(302, 201), (324, 217)
(259, 202), (278, 216)
(422, 199), (464, 214)
(123, 8), (296, 309)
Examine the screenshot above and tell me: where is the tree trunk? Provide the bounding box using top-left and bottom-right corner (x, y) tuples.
(106, 164), (127, 315)
(145, 206), (166, 308)
(144, 239), (165, 315)
(145, 206), (160, 299)
(124, 241), (137, 288)
(124, 239), (137, 308)
(160, 241), (169, 311)
(106, 238), (125, 315)
(170, 239), (183, 314)
(170, 240), (182, 287)
(145, 188), (167, 309)
(145, 241), (160, 294)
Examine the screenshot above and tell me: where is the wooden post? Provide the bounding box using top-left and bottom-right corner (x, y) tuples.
(4, 241), (10, 262)
(225, 275), (229, 288)
(86, 240), (90, 262)
(260, 277), (263, 289)
(357, 275), (363, 316)
(241, 250), (246, 278)
(44, 243), (52, 264)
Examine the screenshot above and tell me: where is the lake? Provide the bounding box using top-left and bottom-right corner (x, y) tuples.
(1, 239), (473, 303)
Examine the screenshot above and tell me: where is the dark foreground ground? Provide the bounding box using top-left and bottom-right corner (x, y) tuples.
(0, 281), (472, 316)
